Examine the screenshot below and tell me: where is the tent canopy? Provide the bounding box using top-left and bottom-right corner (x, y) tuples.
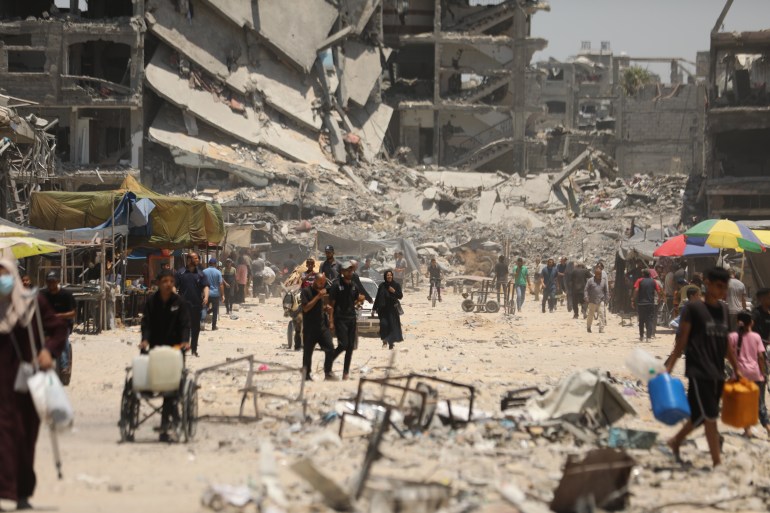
(28, 180), (224, 248)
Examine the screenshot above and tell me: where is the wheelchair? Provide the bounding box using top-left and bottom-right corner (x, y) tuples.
(118, 356), (198, 443)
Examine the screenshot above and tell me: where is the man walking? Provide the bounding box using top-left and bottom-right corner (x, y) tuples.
(727, 270), (747, 331)
(300, 274), (337, 381)
(584, 265), (608, 333)
(665, 268), (740, 467)
(251, 253), (265, 298)
(140, 269), (191, 441)
(40, 271), (76, 385)
(510, 257), (530, 312)
(202, 257), (224, 331)
(176, 252), (209, 357)
(320, 245), (342, 282)
(328, 261), (365, 380)
(541, 258), (558, 313)
(394, 251), (408, 287)
(633, 269), (662, 342)
(533, 257), (545, 301)
(493, 255), (509, 305)
(570, 262), (591, 319)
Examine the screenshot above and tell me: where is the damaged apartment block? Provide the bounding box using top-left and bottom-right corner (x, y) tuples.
(142, 0), (394, 194)
(384, 0), (549, 172)
(705, 0), (770, 219)
(0, 0), (144, 191)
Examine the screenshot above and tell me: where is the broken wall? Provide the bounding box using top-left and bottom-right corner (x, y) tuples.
(615, 83), (704, 176)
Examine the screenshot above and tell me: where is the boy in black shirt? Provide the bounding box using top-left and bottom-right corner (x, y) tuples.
(665, 267), (740, 467)
(329, 261), (364, 380)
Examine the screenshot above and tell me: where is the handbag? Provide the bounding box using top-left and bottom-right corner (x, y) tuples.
(25, 302), (74, 429)
(395, 300), (404, 316)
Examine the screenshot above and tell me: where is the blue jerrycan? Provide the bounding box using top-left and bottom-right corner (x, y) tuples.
(648, 373), (691, 425)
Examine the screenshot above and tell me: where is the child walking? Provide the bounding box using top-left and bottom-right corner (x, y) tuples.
(729, 311), (770, 437)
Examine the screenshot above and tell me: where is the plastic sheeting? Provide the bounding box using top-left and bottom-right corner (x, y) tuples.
(28, 187), (224, 248)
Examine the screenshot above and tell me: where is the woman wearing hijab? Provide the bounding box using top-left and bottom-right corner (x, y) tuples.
(0, 260), (67, 510)
(373, 270), (404, 350)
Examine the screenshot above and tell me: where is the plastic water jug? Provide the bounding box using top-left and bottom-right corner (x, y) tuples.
(648, 373), (690, 425)
(626, 347), (666, 382)
(721, 379), (759, 428)
(147, 347), (184, 393)
(132, 355), (150, 391)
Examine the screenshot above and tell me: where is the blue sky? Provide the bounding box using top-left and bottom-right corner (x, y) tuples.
(532, 0), (770, 77)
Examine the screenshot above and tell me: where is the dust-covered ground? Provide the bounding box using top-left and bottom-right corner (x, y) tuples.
(9, 286), (770, 513)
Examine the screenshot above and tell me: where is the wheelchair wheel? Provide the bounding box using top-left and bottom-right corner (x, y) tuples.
(181, 377), (199, 442)
(485, 300), (500, 313)
(118, 378), (140, 442)
(461, 299), (475, 312)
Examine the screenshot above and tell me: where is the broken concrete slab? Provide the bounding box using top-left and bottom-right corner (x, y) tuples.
(201, 0), (339, 74)
(145, 0), (322, 131)
(476, 191), (546, 228)
(398, 191), (441, 222)
(145, 45), (332, 168)
(341, 41), (390, 107)
(149, 105), (273, 187)
(348, 100), (394, 162)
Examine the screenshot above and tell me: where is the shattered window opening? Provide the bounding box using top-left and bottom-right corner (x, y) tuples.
(7, 49), (46, 72)
(68, 41), (132, 86)
(0, 33), (32, 45)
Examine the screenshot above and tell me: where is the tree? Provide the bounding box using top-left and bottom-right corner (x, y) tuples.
(621, 66), (654, 96)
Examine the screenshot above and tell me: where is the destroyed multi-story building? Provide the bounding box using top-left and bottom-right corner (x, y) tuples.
(1, 0), (555, 207)
(0, 0), (144, 192)
(529, 40), (707, 178)
(704, 3), (770, 219)
(383, 0), (549, 172)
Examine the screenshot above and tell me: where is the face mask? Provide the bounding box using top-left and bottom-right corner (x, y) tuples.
(0, 275), (14, 296)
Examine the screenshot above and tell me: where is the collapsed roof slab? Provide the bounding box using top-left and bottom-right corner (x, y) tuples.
(200, 0), (339, 74)
(145, 45), (332, 168)
(148, 104), (275, 187)
(340, 40), (390, 107)
(145, 0), (322, 131)
(348, 100), (393, 162)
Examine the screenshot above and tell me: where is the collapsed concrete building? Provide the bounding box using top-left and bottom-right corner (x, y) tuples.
(0, 0), (555, 211)
(529, 41), (707, 178)
(384, 0), (549, 172)
(705, 1), (770, 219)
(0, 0), (144, 192)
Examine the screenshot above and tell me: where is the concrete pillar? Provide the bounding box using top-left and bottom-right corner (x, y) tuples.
(130, 107), (143, 169)
(432, 0), (442, 165)
(69, 108), (78, 164)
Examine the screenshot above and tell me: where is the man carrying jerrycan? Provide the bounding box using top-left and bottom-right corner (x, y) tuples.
(664, 267), (740, 467)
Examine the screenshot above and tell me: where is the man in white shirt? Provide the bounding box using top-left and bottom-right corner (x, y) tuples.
(726, 270), (747, 331)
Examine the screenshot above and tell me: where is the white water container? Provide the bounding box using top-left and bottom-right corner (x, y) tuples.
(132, 355), (151, 391)
(148, 347), (184, 392)
(626, 347), (666, 383)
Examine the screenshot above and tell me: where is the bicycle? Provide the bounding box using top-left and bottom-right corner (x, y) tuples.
(656, 301), (672, 327)
(429, 279), (441, 307)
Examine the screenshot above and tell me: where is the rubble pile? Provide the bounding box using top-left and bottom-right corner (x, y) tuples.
(189, 359), (770, 513)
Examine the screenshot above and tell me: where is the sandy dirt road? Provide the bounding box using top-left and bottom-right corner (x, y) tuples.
(8, 287), (770, 513)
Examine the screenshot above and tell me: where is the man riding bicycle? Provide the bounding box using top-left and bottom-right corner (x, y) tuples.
(427, 258), (442, 302)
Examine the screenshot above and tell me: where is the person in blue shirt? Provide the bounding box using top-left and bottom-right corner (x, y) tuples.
(176, 252), (209, 356)
(202, 257), (224, 331)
